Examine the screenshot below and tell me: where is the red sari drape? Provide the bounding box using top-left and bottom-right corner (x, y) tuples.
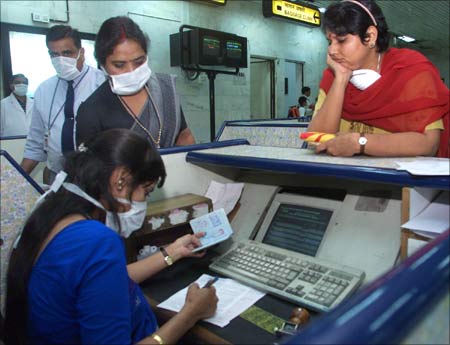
(320, 48), (450, 157)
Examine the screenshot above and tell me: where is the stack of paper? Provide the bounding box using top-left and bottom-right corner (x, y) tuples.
(205, 181), (244, 214)
(402, 192), (450, 238)
(396, 158), (450, 176)
(157, 274), (266, 327)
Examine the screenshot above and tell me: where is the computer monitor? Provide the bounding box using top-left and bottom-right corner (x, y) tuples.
(254, 192), (341, 257)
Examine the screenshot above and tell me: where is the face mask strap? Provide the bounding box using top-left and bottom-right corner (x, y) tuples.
(62, 182), (106, 211)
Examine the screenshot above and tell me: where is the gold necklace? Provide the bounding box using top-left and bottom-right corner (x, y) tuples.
(117, 85), (163, 148)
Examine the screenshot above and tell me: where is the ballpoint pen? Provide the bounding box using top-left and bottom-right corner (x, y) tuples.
(202, 276), (219, 288)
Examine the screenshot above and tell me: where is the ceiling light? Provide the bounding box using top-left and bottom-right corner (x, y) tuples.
(397, 35), (416, 43)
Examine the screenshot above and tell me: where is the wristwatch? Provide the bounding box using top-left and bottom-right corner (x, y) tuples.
(358, 133), (368, 155)
(160, 247), (173, 266)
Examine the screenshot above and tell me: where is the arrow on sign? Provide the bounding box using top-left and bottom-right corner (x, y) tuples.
(314, 12), (320, 23)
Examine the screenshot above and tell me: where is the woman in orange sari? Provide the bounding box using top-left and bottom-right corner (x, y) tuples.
(309, 0), (449, 158)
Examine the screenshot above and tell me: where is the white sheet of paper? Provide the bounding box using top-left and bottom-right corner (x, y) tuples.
(205, 180), (244, 214)
(190, 208), (233, 252)
(402, 192), (450, 235)
(157, 274), (266, 328)
(396, 158), (450, 176)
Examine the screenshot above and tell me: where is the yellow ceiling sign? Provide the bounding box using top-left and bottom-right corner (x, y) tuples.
(263, 0), (321, 27)
(191, 0), (226, 5)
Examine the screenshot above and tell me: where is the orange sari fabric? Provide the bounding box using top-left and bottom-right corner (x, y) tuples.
(320, 48), (450, 157)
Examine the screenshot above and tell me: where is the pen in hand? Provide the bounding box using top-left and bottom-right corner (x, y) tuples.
(202, 276), (219, 288)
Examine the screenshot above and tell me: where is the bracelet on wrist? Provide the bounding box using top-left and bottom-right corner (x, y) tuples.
(151, 333), (164, 345)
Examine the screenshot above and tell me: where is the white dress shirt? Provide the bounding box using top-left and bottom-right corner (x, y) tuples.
(24, 64), (105, 173)
(0, 94), (33, 137)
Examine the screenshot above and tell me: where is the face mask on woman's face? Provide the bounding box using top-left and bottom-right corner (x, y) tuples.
(62, 182), (147, 238)
(103, 58), (152, 96)
(51, 50), (81, 81)
(13, 84), (28, 97)
(105, 198), (147, 238)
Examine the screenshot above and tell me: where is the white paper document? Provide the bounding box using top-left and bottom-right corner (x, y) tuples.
(205, 180), (244, 214)
(402, 192), (450, 238)
(190, 209), (233, 253)
(396, 158), (450, 176)
(157, 274), (265, 327)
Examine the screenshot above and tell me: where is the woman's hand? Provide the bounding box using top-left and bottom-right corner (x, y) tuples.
(165, 233), (206, 262)
(316, 132), (360, 157)
(327, 53), (352, 84)
(182, 283), (218, 320)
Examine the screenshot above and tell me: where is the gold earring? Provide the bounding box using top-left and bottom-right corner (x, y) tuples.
(117, 179), (123, 191)
(369, 42), (375, 49)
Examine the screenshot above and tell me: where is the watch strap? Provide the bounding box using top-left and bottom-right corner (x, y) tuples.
(159, 246), (173, 266)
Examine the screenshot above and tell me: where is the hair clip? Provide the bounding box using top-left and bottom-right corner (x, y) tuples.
(78, 143), (88, 152)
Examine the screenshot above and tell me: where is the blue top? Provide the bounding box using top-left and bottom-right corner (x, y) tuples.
(27, 220), (157, 344)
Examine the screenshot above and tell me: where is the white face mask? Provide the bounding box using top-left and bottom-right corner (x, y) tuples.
(61, 180), (147, 238)
(103, 58), (152, 96)
(350, 69), (381, 90)
(13, 84), (28, 97)
(106, 198), (148, 238)
(51, 51), (81, 81)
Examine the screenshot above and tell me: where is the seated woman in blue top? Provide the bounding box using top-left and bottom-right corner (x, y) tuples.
(4, 128), (218, 344)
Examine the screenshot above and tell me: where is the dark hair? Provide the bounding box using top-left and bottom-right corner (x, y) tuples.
(301, 86), (310, 94)
(3, 129), (166, 344)
(95, 16), (149, 66)
(324, 0), (390, 52)
(9, 74), (28, 85)
(46, 25), (81, 49)
(298, 96), (308, 106)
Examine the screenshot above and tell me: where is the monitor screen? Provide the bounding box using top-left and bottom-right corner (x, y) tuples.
(202, 36), (221, 57)
(226, 40), (242, 59)
(262, 203), (333, 257)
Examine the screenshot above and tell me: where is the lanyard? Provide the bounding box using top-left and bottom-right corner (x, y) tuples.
(47, 67), (90, 131)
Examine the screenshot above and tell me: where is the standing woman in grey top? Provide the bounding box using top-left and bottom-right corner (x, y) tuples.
(76, 16), (195, 149)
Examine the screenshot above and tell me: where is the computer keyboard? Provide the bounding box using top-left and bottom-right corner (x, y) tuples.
(210, 240), (365, 312)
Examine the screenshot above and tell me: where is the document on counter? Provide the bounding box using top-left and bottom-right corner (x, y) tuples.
(157, 274), (266, 327)
(396, 158), (450, 176)
(205, 180), (244, 214)
(402, 191), (450, 238)
(190, 208), (233, 253)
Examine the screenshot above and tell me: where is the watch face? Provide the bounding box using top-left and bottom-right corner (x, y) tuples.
(165, 256), (173, 266)
(359, 137), (368, 145)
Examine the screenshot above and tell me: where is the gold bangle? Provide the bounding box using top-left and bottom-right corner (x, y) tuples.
(151, 334), (164, 345)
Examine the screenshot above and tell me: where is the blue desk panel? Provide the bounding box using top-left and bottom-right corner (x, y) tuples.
(186, 148), (450, 190)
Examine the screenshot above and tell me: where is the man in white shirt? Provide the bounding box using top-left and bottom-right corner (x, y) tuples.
(301, 86), (315, 118)
(21, 25), (104, 182)
(0, 74), (33, 137)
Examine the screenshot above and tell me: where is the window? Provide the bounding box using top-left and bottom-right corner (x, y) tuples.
(1, 23), (96, 98)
